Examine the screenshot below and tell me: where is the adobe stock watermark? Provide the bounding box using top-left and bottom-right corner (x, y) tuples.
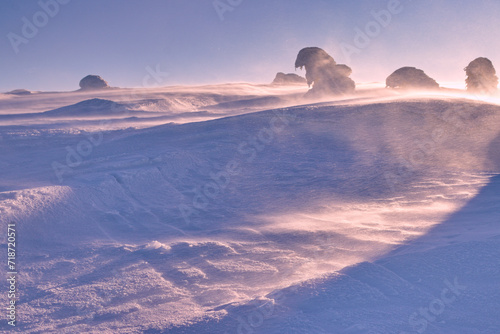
(400, 277), (467, 334)
(213, 0), (243, 21)
(107, 63), (169, 113)
(51, 127), (106, 183)
(179, 109), (297, 227)
(383, 131), (443, 192)
(141, 64), (170, 88)
(226, 286), (300, 334)
(7, 0), (71, 54)
(230, 298), (276, 334)
(340, 0), (409, 62)
(51, 63), (169, 183)
(384, 104), (471, 191)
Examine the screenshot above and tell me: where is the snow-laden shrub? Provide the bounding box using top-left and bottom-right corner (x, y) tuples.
(295, 47), (355, 96)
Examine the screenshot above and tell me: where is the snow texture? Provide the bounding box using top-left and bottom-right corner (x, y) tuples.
(0, 83), (499, 333)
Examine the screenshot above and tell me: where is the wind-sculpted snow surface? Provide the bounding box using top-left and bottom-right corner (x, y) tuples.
(0, 84), (499, 333)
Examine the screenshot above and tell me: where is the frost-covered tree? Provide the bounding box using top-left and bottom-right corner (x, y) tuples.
(79, 75), (110, 91)
(386, 67), (439, 90)
(295, 47), (355, 96)
(465, 57), (498, 94)
(272, 72), (306, 85)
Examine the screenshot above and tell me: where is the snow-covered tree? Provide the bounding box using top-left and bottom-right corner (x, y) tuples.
(465, 57), (498, 94)
(295, 47), (355, 96)
(79, 75), (110, 91)
(386, 67), (439, 90)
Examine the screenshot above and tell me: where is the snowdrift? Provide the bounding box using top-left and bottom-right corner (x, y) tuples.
(0, 85), (499, 333)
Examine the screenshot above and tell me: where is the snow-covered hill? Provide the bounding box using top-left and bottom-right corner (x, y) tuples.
(0, 84), (499, 333)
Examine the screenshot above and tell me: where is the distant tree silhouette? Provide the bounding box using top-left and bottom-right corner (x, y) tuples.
(79, 75), (110, 91)
(465, 57), (498, 94)
(272, 72), (306, 85)
(295, 47), (355, 96)
(6, 89), (31, 95)
(386, 67), (439, 90)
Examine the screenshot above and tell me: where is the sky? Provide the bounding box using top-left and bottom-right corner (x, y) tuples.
(1, 0), (500, 92)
